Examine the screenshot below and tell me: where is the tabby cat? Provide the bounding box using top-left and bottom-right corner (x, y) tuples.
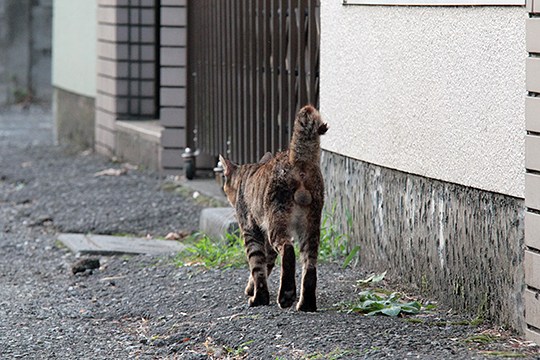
(220, 105), (328, 312)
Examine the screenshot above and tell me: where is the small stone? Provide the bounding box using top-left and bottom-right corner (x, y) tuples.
(71, 258), (100, 275)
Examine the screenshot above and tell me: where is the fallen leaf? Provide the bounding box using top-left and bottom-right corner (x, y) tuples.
(165, 232), (181, 240)
(94, 168), (127, 177)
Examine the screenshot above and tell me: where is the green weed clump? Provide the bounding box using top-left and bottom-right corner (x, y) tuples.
(175, 231), (246, 269)
(176, 203), (359, 270)
(319, 204), (359, 268)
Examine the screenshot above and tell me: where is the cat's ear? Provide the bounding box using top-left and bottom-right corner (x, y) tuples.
(259, 152), (273, 164)
(219, 154), (237, 177)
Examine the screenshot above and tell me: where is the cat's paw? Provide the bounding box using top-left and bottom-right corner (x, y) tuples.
(296, 296), (317, 312)
(248, 289), (270, 307)
(245, 281), (254, 296)
(278, 289), (296, 309)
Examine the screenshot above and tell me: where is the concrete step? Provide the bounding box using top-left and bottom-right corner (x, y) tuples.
(115, 120), (162, 172)
(58, 233), (185, 256)
(199, 207), (238, 240)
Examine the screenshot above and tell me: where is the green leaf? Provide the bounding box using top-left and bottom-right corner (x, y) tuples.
(380, 306), (402, 317)
(342, 245), (360, 269)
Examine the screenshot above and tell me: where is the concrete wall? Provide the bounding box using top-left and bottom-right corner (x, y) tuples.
(52, 0), (96, 148)
(0, 0), (53, 105)
(52, 0), (96, 97)
(320, 3), (526, 198)
(322, 151), (524, 330)
(319, 3), (528, 331)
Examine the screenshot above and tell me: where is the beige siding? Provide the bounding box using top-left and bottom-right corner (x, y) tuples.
(526, 0), (540, 344)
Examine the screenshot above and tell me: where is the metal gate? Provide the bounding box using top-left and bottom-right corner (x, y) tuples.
(187, 0), (320, 164)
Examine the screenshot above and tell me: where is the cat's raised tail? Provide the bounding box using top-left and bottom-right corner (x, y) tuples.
(288, 105), (328, 165)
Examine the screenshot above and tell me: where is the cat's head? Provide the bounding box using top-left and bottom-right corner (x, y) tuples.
(219, 154), (239, 206)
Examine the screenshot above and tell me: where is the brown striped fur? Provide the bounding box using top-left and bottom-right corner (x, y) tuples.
(220, 105), (327, 311)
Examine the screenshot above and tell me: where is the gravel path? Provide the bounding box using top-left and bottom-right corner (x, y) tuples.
(0, 106), (538, 359)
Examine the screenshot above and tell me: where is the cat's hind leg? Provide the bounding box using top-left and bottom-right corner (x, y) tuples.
(269, 225), (297, 309)
(245, 239), (278, 296)
(297, 226), (319, 312)
(243, 226), (270, 306)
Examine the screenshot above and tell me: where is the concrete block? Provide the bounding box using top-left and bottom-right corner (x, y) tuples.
(58, 233), (185, 255)
(527, 57), (540, 93)
(526, 173), (540, 210)
(525, 250), (540, 290)
(162, 148), (184, 168)
(161, 67), (186, 87)
(526, 211), (540, 251)
(199, 207), (239, 241)
(526, 96), (540, 133)
(526, 135), (540, 172)
(161, 127), (186, 148)
(160, 107), (186, 127)
(161, 7), (187, 26)
(161, 27), (187, 46)
(527, 18), (540, 53)
(526, 328), (540, 346)
(160, 87), (186, 107)
(525, 288), (540, 329)
(161, 47), (187, 66)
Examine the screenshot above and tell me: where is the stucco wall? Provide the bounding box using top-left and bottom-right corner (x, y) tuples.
(320, 4), (526, 198)
(52, 0), (96, 98)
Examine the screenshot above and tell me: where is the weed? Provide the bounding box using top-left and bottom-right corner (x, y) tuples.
(337, 290), (421, 316)
(319, 203), (358, 268)
(478, 350), (526, 358)
(224, 340), (254, 357)
(174, 231), (246, 269)
(307, 347), (359, 359)
(464, 334), (498, 344)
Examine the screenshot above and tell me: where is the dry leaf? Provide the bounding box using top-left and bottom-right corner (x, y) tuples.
(165, 232), (181, 240)
(94, 168), (127, 177)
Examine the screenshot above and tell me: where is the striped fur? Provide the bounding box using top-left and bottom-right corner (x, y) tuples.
(220, 105), (327, 311)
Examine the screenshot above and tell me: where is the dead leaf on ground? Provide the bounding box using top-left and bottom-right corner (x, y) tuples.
(94, 168), (127, 177)
(165, 231), (189, 240)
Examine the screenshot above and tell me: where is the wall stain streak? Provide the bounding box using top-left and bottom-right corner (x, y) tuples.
(321, 150), (525, 331)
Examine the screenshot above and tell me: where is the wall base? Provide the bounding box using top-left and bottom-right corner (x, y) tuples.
(53, 87), (95, 150)
(321, 150), (525, 331)
(115, 120), (162, 172)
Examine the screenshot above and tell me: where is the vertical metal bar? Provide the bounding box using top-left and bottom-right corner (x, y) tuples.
(264, 0), (272, 155)
(298, 0), (307, 108)
(250, 0), (257, 163)
(237, 0), (246, 164)
(230, 0), (238, 162)
(256, 0), (265, 161)
(288, 0), (298, 137)
(219, 1), (227, 157)
(307, 0), (317, 106)
(279, 0), (288, 150)
(154, 0), (160, 119)
(271, 0), (279, 152)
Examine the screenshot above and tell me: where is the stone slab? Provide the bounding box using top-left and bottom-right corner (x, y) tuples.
(199, 207), (238, 241)
(58, 233), (185, 255)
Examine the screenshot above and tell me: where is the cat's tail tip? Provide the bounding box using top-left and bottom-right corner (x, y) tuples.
(297, 105), (329, 136)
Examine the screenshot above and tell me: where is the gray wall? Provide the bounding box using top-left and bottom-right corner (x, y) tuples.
(322, 150), (525, 331)
(0, 0), (52, 105)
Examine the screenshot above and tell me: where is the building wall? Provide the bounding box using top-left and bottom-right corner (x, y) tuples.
(322, 150), (525, 330)
(52, 0), (96, 98)
(319, 3), (527, 331)
(0, 0), (53, 105)
(320, 3), (525, 198)
(52, 0), (96, 148)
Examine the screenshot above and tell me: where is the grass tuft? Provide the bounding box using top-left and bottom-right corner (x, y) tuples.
(174, 231), (246, 269)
